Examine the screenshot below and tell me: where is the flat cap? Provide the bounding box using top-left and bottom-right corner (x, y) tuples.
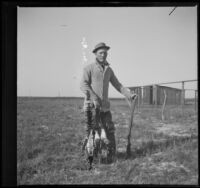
(92, 42), (110, 53)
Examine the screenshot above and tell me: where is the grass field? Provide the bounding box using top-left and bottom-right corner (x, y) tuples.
(17, 97), (198, 185)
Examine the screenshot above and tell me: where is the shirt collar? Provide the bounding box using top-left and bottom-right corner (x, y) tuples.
(95, 59), (110, 67)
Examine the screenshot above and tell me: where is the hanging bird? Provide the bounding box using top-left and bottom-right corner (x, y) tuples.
(86, 130), (94, 170)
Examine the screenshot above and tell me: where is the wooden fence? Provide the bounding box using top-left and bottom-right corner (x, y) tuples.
(128, 79), (198, 111)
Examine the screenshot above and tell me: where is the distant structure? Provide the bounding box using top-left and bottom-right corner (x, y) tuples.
(129, 85), (182, 105)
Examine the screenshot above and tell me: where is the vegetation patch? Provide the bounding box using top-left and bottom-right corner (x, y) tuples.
(17, 97), (198, 185)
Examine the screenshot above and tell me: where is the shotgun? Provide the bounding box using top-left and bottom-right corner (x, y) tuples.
(125, 94), (137, 158)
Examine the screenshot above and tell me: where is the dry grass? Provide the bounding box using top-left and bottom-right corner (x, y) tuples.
(17, 97), (198, 185)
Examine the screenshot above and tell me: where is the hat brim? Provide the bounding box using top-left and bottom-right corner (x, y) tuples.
(93, 46), (110, 53)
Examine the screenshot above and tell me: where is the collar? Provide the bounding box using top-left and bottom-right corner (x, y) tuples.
(95, 59), (110, 67)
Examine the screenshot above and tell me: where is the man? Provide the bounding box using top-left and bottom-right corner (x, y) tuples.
(80, 42), (136, 163)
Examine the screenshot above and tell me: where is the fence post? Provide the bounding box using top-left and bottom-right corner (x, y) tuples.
(162, 89), (167, 121)
(141, 86), (144, 106)
(154, 85), (158, 107)
(181, 81), (185, 106)
(138, 87), (141, 112)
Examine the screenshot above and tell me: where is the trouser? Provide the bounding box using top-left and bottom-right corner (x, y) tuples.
(83, 103), (116, 160)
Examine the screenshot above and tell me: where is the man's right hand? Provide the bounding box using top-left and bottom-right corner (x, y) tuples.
(93, 99), (101, 109)
(91, 94), (101, 109)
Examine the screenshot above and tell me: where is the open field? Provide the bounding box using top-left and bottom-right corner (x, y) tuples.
(17, 97), (198, 185)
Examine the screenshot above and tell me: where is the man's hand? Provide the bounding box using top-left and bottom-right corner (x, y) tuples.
(90, 94), (101, 109)
(122, 87), (137, 101)
(93, 99), (101, 109)
(131, 93), (137, 101)
(127, 92), (137, 102)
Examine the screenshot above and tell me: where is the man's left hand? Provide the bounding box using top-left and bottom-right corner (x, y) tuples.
(130, 93), (137, 101)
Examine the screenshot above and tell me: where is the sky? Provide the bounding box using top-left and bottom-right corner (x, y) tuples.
(17, 6), (197, 98)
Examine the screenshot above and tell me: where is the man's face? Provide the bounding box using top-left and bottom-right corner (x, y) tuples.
(95, 48), (108, 63)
